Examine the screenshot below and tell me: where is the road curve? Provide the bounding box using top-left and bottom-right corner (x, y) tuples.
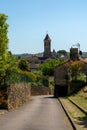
(0, 95), (73, 130)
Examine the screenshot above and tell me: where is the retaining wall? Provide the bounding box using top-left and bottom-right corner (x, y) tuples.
(68, 82), (84, 95)
(0, 84), (53, 110)
(8, 83), (31, 110)
(0, 83), (31, 110)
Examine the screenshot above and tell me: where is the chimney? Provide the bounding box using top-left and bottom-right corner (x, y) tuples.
(70, 48), (79, 61)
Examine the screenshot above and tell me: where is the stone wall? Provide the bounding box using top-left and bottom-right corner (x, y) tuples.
(31, 85), (53, 96)
(0, 84), (53, 110)
(7, 83), (31, 110)
(68, 82), (84, 95)
(0, 83), (31, 110)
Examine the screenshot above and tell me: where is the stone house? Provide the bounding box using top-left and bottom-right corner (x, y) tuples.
(54, 48), (87, 97)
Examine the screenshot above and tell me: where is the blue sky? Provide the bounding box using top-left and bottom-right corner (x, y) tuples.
(0, 0), (87, 54)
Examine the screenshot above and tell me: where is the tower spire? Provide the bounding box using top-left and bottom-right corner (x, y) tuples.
(43, 34), (51, 58)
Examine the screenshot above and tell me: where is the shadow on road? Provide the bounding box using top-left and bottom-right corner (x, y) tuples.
(43, 95), (55, 99)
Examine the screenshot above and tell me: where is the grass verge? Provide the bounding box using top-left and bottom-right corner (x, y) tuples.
(60, 97), (87, 130)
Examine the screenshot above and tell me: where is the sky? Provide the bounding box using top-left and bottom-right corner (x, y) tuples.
(0, 0), (87, 54)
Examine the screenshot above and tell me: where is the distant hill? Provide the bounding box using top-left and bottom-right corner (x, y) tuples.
(14, 53), (32, 58)
(82, 52), (87, 57)
(13, 51), (87, 58)
(14, 52), (43, 58)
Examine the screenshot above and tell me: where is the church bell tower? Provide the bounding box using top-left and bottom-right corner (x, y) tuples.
(44, 34), (51, 58)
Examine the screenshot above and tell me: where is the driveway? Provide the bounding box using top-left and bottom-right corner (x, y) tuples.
(0, 95), (73, 130)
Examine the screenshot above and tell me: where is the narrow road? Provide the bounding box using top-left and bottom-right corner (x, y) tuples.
(0, 95), (73, 130)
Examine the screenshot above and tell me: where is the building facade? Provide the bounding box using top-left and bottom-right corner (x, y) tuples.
(54, 48), (87, 97)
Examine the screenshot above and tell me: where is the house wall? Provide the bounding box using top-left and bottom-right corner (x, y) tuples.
(54, 64), (68, 86)
(54, 60), (87, 97)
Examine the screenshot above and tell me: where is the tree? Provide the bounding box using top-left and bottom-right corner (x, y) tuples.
(18, 58), (29, 71)
(4, 52), (18, 83)
(39, 59), (65, 76)
(57, 50), (67, 57)
(0, 14), (9, 85)
(68, 61), (83, 81)
(0, 14), (9, 55)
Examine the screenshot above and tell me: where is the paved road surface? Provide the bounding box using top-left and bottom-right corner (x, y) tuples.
(0, 95), (73, 130)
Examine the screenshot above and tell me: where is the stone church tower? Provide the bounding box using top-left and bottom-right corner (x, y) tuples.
(43, 34), (51, 58)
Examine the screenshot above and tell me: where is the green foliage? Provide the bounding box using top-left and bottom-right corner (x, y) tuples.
(20, 70), (36, 82)
(49, 80), (54, 89)
(0, 14), (35, 86)
(39, 59), (65, 76)
(18, 58), (29, 71)
(31, 74), (49, 87)
(5, 55), (35, 84)
(6, 70), (36, 84)
(0, 14), (9, 85)
(4, 52), (19, 84)
(57, 50), (67, 57)
(0, 14), (9, 55)
(4, 54), (35, 84)
(68, 61), (84, 81)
